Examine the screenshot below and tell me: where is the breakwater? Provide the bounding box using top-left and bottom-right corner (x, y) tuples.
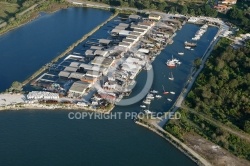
(135, 119), (211, 166)
(22, 12), (118, 86)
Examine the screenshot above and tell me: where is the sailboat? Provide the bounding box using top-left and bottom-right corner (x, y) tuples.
(167, 98), (172, 102)
(162, 85), (169, 94)
(156, 95), (162, 99)
(169, 72), (174, 81)
(140, 105), (146, 108)
(178, 52), (184, 55)
(170, 91), (175, 94)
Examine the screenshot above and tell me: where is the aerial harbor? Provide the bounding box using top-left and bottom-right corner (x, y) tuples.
(1, 0), (250, 165)
(0, 12), (225, 115)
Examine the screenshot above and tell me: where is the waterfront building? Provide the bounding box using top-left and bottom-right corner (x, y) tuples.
(64, 66), (78, 72)
(58, 71), (71, 78)
(27, 91), (59, 100)
(93, 50), (109, 57)
(68, 81), (90, 96)
(148, 14), (161, 21)
(129, 14), (141, 22)
(91, 57), (114, 68)
(99, 39), (112, 46)
(69, 72), (85, 80)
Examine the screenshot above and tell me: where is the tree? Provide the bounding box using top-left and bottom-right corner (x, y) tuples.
(194, 58), (202, 68)
(181, 5), (188, 15)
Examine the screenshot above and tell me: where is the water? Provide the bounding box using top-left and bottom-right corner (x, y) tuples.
(0, 7), (219, 166)
(0, 7), (111, 92)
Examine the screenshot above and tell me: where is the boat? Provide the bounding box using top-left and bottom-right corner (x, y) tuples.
(190, 48), (194, 51)
(140, 105), (146, 108)
(170, 91), (175, 94)
(143, 99), (151, 104)
(178, 52), (184, 55)
(184, 41), (197, 47)
(167, 98), (172, 102)
(185, 46), (191, 49)
(146, 93), (154, 100)
(150, 90), (158, 94)
(162, 85), (169, 94)
(156, 95), (162, 99)
(169, 72), (174, 81)
(166, 60), (176, 68)
(144, 109), (153, 114)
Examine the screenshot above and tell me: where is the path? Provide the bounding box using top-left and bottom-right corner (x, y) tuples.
(181, 105), (250, 143)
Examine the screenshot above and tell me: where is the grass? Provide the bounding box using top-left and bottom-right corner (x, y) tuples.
(0, 2), (19, 22)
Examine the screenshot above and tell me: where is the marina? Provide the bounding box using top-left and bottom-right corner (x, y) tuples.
(0, 7), (228, 166)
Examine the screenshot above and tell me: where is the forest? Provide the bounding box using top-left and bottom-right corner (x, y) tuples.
(185, 38), (250, 133)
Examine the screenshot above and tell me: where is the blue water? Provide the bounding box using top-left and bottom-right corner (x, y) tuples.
(0, 7), (111, 91)
(0, 7), (219, 166)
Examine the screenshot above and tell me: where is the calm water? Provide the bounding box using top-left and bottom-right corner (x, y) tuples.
(0, 7), (219, 166)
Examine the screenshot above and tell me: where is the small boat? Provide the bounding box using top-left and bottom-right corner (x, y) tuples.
(156, 95), (162, 98)
(162, 85), (169, 94)
(146, 93), (154, 100)
(167, 98), (172, 102)
(140, 105), (146, 108)
(191, 48), (194, 51)
(184, 41), (197, 47)
(150, 90), (158, 94)
(176, 61), (182, 65)
(143, 99), (151, 104)
(144, 110), (153, 114)
(170, 91), (175, 94)
(178, 52), (184, 55)
(185, 46), (191, 49)
(169, 72), (174, 81)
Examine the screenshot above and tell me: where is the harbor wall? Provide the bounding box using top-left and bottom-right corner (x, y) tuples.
(22, 12), (118, 86)
(135, 119), (211, 166)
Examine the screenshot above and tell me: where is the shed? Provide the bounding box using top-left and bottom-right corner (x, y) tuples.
(64, 66), (78, 72)
(94, 50), (109, 57)
(58, 71), (70, 78)
(69, 81), (90, 95)
(99, 39), (112, 45)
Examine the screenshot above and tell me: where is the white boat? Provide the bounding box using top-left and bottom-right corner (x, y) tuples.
(146, 93), (154, 100)
(156, 95), (162, 98)
(191, 48), (194, 51)
(185, 46), (191, 49)
(140, 105), (146, 108)
(144, 109), (153, 114)
(169, 72), (174, 81)
(167, 98), (172, 102)
(176, 61), (181, 65)
(143, 99), (151, 104)
(150, 90), (158, 94)
(178, 52), (184, 55)
(170, 91), (175, 94)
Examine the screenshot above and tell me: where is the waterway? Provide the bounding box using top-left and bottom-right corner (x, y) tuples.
(0, 7), (218, 166)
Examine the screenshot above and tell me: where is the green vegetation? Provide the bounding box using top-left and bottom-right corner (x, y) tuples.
(0, 0), (68, 35)
(165, 109), (250, 160)
(185, 38), (250, 133)
(6, 81), (23, 93)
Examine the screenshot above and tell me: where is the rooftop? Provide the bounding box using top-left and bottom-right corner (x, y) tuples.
(69, 81), (90, 93)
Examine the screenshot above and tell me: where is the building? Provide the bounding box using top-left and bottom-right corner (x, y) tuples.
(58, 71), (70, 78)
(214, 4), (230, 13)
(220, 0), (237, 5)
(129, 14), (141, 22)
(94, 50), (109, 57)
(91, 57), (114, 68)
(99, 39), (112, 46)
(69, 81), (90, 96)
(148, 14), (161, 21)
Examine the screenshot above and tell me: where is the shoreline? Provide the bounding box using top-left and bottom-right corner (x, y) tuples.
(0, 102), (114, 114)
(135, 119), (211, 166)
(21, 11), (118, 86)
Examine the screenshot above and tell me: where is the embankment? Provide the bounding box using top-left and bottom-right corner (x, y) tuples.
(135, 119), (212, 166)
(22, 12), (118, 86)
